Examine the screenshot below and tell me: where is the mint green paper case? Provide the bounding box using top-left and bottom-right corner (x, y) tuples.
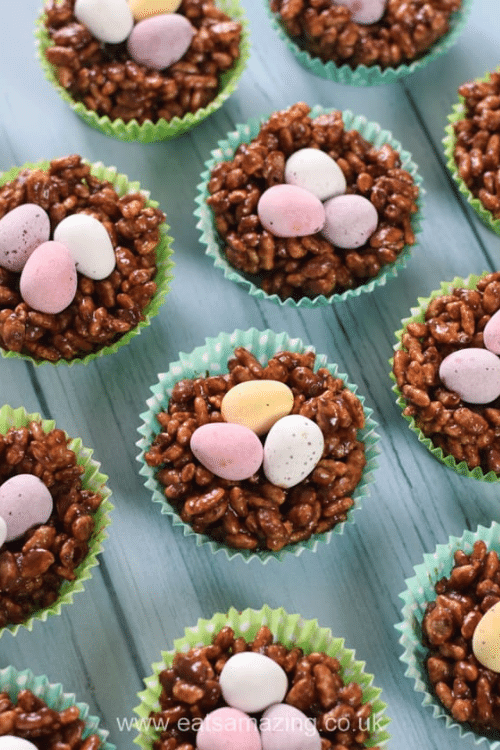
(0, 159), (174, 366)
(35, 1), (250, 143)
(264, 0), (472, 86)
(0, 666), (115, 749)
(390, 273), (500, 483)
(444, 68), (500, 237)
(396, 522), (500, 746)
(134, 605), (391, 749)
(195, 106), (424, 308)
(0, 405), (113, 638)
(136, 328), (380, 563)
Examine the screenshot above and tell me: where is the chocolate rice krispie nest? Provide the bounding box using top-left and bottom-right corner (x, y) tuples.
(144, 345), (366, 552)
(150, 624), (381, 750)
(206, 102), (419, 302)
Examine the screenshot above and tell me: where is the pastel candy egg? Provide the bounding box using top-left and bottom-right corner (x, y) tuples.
(20, 241), (77, 314)
(260, 704), (322, 750)
(439, 348), (500, 404)
(74, 0), (134, 43)
(220, 652), (288, 713)
(53, 213), (116, 280)
(0, 739), (38, 750)
(0, 203), (50, 272)
(472, 600), (500, 671)
(257, 185), (326, 238)
(334, 0), (386, 24)
(322, 194), (378, 249)
(284, 148), (346, 201)
(263, 414), (324, 489)
(196, 707), (262, 750)
(0, 474), (53, 542)
(127, 14), (195, 70)
(484, 309), (500, 355)
(190, 423), (263, 481)
(128, 0), (182, 20)
(0, 516), (7, 548)
(221, 380), (294, 436)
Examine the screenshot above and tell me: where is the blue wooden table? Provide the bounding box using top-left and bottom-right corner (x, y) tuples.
(1, 1), (499, 747)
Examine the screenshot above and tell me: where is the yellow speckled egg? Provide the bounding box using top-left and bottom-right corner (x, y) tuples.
(128, 0), (182, 20)
(221, 380), (294, 436)
(472, 600), (500, 672)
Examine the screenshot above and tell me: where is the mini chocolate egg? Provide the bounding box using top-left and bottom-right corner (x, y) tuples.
(0, 516), (7, 548)
(220, 652), (288, 713)
(196, 707), (262, 750)
(53, 213), (116, 280)
(284, 148), (347, 201)
(484, 309), (500, 355)
(472, 600), (500, 672)
(0, 474), (53, 542)
(190, 423), (263, 481)
(20, 241), (77, 314)
(127, 14), (195, 70)
(75, 0), (134, 43)
(334, 0), (386, 24)
(322, 194), (378, 249)
(221, 380), (294, 436)
(0, 203), (50, 272)
(0, 739), (38, 750)
(439, 348), (500, 404)
(263, 415), (324, 489)
(260, 704), (322, 750)
(257, 185), (326, 238)
(128, 0), (182, 20)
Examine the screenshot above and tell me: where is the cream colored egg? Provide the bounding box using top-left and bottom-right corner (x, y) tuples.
(221, 380), (294, 436)
(128, 0), (182, 19)
(472, 601), (500, 671)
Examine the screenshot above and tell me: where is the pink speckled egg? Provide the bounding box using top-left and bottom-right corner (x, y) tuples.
(257, 185), (326, 238)
(127, 14), (195, 70)
(439, 347), (500, 404)
(484, 309), (500, 355)
(190, 423), (264, 481)
(20, 241), (77, 314)
(334, 0), (386, 24)
(0, 203), (50, 272)
(322, 194), (378, 249)
(196, 708), (262, 750)
(260, 704), (322, 750)
(0, 474), (53, 542)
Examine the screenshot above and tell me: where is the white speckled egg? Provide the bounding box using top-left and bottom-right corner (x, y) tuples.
(257, 185), (326, 238)
(439, 348), (500, 404)
(260, 704), (322, 750)
(0, 516), (7, 548)
(20, 241), (77, 314)
(0, 203), (50, 272)
(221, 380), (294, 435)
(220, 652), (288, 713)
(0, 738), (38, 750)
(334, 0), (386, 24)
(0, 474), (53, 542)
(285, 148), (346, 201)
(322, 194), (378, 249)
(472, 601), (500, 672)
(128, 0), (182, 20)
(190, 423), (263, 481)
(75, 0), (134, 43)
(127, 14), (195, 70)
(263, 415), (324, 489)
(54, 213), (116, 280)
(484, 309), (500, 355)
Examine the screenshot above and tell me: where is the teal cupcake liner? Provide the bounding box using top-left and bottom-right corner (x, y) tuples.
(0, 159), (174, 366)
(134, 605), (391, 749)
(136, 328), (380, 563)
(444, 67), (500, 237)
(0, 666), (115, 749)
(396, 521), (500, 746)
(0, 405), (113, 638)
(195, 105), (424, 308)
(265, 0), (472, 86)
(390, 272), (500, 483)
(35, 1), (250, 143)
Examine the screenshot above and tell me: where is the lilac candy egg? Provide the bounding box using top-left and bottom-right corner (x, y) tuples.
(260, 704), (322, 750)
(322, 194), (378, 249)
(0, 474), (53, 542)
(20, 241), (77, 314)
(220, 652), (288, 713)
(127, 14), (195, 70)
(284, 148), (346, 201)
(334, 0), (386, 24)
(190, 423), (263, 481)
(484, 309), (500, 355)
(439, 348), (500, 404)
(196, 707), (262, 750)
(258, 185), (326, 238)
(0, 203), (50, 272)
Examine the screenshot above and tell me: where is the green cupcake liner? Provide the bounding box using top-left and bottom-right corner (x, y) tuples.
(136, 327), (380, 563)
(195, 105), (424, 308)
(444, 67), (500, 237)
(0, 404), (113, 638)
(134, 604), (391, 749)
(265, 0), (472, 86)
(0, 159), (174, 366)
(35, 1), (250, 143)
(389, 272), (500, 483)
(396, 521), (500, 747)
(0, 666), (115, 748)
